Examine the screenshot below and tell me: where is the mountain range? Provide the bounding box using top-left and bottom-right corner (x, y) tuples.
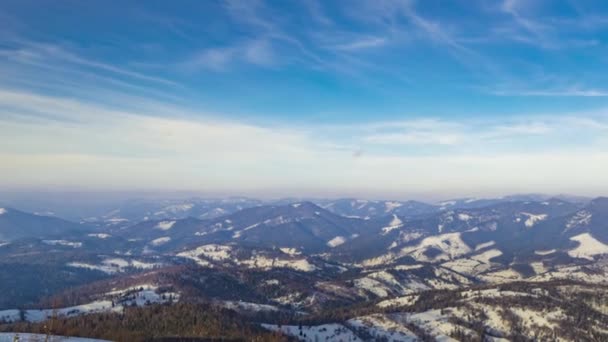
(1, 194), (608, 341)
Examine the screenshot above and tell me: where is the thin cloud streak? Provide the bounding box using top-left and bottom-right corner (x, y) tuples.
(491, 88), (608, 97)
(333, 37), (388, 51)
(0, 40), (179, 87)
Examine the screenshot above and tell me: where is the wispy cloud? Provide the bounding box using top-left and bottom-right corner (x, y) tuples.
(365, 131), (465, 146)
(333, 37), (388, 51)
(491, 88), (608, 97)
(354, 114), (608, 151)
(501, 0), (548, 38)
(0, 40), (178, 87)
(2, 0), (608, 197)
(181, 39), (275, 71)
(2, 88), (608, 197)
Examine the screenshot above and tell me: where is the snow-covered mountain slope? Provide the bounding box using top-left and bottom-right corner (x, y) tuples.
(177, 244), (318, 272)
(0, 284), (178, 323)
(262, 281), (608, 341)
(0, 333), (110, 342)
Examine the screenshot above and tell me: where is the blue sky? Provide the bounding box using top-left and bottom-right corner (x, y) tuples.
(1, 0), (608, 199)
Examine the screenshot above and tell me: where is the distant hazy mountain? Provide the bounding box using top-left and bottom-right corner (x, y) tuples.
(316, 198), (438, 219)
(81, 197), (264, 228)
(0, 207), (88, 242)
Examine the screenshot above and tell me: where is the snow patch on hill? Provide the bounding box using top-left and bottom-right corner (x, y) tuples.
(43, 240), (82, 248)
(242, 255), (316, 272)
(530, 264), (608, 283)
(400, 232), (472, 262)
(385, 201), (403, 212)
(377, 294), (419, 308)
(0, 286), (178, 323)
(521, 212), (548, 228)
(475, 240), (495, 251)
(104, 217), (129, 225)
(458, 213), (472, 221)
(568, 233), (608, 260)
(364, 232), (472, 266)
(354, 277), (390, 297)
(566, 210), (592, 230)
(154, 203), (194, 216)
(150, 237), (171, 246)
(0, 333), (109, 342)
(327, 236), (346, 247)
(155, 220), (176, 230)
(530, 261), (547, 274)
(280, 247), (301, 256)
(394, 264), (424, 271)
(177, 244), (232, 264)
(478, 268), (523, 283)
(88, 233), (111, 239)
(405, 308), (471, 340)
(177, 245), (316, 272)
(262, 323), (358, 342)
(382, 214), (403, 234)
(67, 258), (160, 274)
(222, 301), (279, 312)
(348, 314), (418, 341)
(511, 307), (565, 330)
(441, 249), (502, 276)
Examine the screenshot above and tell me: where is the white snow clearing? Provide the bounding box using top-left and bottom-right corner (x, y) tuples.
(43, 240), (82, 248)
(0, 286), (178, 323)
(155, 220), (176, 230)
(457, 213), (472, 221)
(104, 218), (129, 225)
(566, 210), (592, 230)
(67, 258), (160, 274)
(150, 237), (171, 246)
(475, 240), (495, 251)
(262, 323), (358, 342)
(242, 255), (316, 272)
(348, 314), (418, 341)
(385, 201), (403, 212)
(382, 215), (404, 234)
(441, 249), (502, 276)
(400, 232), (471, 262)
(280, 247), (301, 256)
(535, 249), (556, 256)
(377, 294), (419, 308)
(327, 236), (346, 247)
(87, 233), (111, 239)
(178, 244), (232, 262)
(520, 212), (548, 228)
(568, 233), (608, 260)
(478, 268), (523, 283)
(177, 244), (317, 272)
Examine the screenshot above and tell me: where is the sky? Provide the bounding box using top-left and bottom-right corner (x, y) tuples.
(1, 0), (608, 200)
